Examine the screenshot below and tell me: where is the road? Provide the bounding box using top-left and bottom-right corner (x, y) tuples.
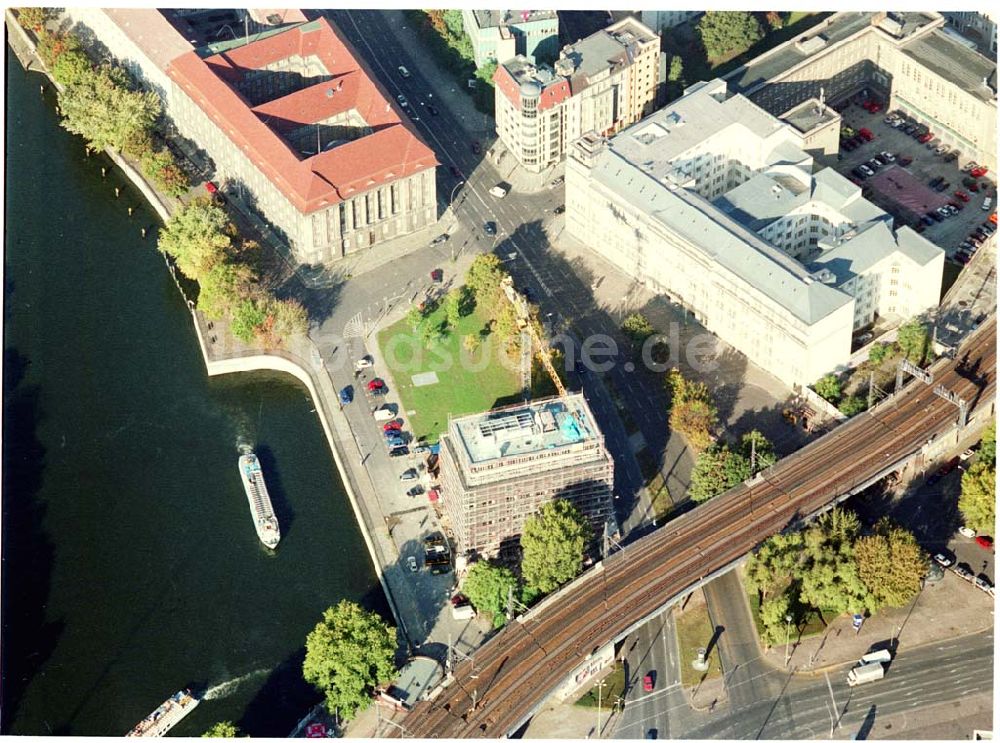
(678, 629), (994, 740)
(393, 317), (994, 737)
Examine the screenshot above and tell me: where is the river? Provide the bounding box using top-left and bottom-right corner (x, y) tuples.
(2, 44), (386, 736)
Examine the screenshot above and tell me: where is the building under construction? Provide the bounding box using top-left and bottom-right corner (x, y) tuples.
(438, 393), (614, 557)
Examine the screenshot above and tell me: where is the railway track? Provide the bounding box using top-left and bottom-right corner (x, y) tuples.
(398, 318), (995, 738)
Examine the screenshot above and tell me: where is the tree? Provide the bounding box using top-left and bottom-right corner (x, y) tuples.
(665, 369), (718, 451)
(896, 319), (930, 364)
(58, 64), (161, 154)
(203, 721), (241, 737)
(868, 342), (891, 365)
(621, 312), (655, 346)
(197, 261), (254, 319)
(744, 532), (804, 600)
(302, 601), (397, 722)
(231, 298), (267, 343)
(797, 508), (872, 614)
(764, 11), (784, 30)
(980, 421), (996, 467)
(52, 50), (93, 87)
(443, 288), (463, 328)
(959, 461), (996, 534)
(838, 395), (868, 417)
(689, 444), (750, 503)
(254, 296), (309, 348)
(36, 30), (81, 67)
(462, 561), (518, 628)
(854, 518), (927, 610)
(814, 374), (841, 404)
(476, 60), (498, 87)
(667, 55), (684, 83)
(157, 199), (233, 280)
(16, 7), (50, 32)
(141, 148), (190, 197)
(738, 430), (776, 473)
(520, 500), (593, 594)
(466, 254), (507, 309)
(697, 11), (763, 61)
(671, 398), (716, 451)
(759, 593), (792, 647)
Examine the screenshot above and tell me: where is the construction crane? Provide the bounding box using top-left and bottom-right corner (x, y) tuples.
(500, 277), (567, 397)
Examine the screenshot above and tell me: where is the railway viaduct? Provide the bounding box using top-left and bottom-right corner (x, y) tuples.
(394, 317), (995, 739)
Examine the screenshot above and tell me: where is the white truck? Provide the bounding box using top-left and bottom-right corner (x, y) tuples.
(847, 661), (885, 686)
(860, 649), (892, 665)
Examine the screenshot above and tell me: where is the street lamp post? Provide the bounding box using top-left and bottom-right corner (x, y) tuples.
(595, 679), (607, 738)
(784, 614), (793, 667)
(449, 180), (465, 214)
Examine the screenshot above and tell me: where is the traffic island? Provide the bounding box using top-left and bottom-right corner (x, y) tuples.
(673, 590), (726, 711)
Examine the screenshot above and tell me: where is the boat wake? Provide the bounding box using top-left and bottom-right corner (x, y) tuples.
(203, 667), (272, 700)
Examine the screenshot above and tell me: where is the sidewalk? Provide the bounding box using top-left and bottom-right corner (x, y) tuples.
(758, 570), (994, 675)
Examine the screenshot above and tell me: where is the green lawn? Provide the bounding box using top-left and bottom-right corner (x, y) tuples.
(377, 303), (521, 444)
(575, 662), (627, 709)
(675, 601), (723, 686)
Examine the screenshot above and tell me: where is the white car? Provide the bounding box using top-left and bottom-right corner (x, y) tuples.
(399, 469), (418, 482)
(959, 526), (977, 538)
(396, 94), (409, 108)
(489, 183), (509, 198)
(880, 151), (896, 162)
(933, 553), (954, 568)
(397, 65), (411, 78)
(355, 354), (374, 370)
(983, 197), (993, 211)
(960, 447), (976, 461)
(407, 556), (418, 572)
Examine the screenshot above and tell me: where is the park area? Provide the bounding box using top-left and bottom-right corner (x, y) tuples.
(377, 303), (522, 444)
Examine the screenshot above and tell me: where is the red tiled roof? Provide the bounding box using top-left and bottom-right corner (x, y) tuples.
(247, 8), (310, 25)
(494, 64), (521, 108)
(101, 8), (194, 72)
(167, 18), (436, 214)
(538, 79), (570, 111)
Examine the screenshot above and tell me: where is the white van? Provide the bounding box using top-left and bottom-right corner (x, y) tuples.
(373, 407), (394, 421)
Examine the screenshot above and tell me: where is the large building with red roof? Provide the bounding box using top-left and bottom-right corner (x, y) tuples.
(167, 18), (438, 263)
(493, 16), (658, 173)
(63, 10), (438, 264)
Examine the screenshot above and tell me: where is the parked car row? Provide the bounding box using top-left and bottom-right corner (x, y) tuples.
(953, 220), (996, 264)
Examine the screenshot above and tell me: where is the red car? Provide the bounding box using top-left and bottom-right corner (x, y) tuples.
(367, 378), (385, 392)
(643, 674), (654, 692)
(918, 132), (934, 144)
(976, 535), (994, 550)
(383, 421), (402, 432)
(971, 166), (989, 178)
(955, 190), (971, 202)
(859, 128), (874, 141)
(204, 181), (218, 194)
(450, 593), (469, 607)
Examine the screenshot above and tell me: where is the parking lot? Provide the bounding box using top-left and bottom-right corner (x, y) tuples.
(824, 95), (997, 261)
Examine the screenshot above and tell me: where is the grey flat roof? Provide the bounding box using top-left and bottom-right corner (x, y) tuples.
(452, 394), (600, 466)
(611, 81), (792, 181)
(717, 168), (888, 233)
(724, 12), (940, 96)
(807, 222), (943, 284)
(591, 148), (852, 324)
(566, 30), (626, 79)
(901, 30), (997, 103)
(782, 98), (839, 133)
(725, 13), (871, 94)
(473, 9), (558, 29)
